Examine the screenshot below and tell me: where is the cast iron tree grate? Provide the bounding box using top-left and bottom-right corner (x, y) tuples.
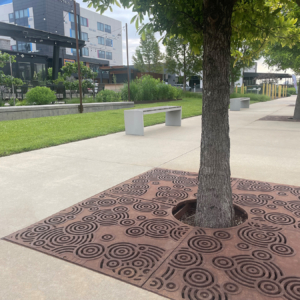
(3, 168), (300, 300)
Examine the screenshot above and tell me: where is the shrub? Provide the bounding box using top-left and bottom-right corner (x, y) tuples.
(96, 89), (121, 102)
(8, 98), (16, 106)
(182, 91), (202, 99)
(230, 92), (270, 102)
(16, 100), (28, 106)
(25, 86), (57, 105)
(120, 75), (183, 101)
(287, 87), (297, 95)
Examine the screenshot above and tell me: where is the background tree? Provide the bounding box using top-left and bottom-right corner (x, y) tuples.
(165, 38), (203, 89)
(132, 28), (164, 73)
(86, 0), (300, 228)
(264, 3), (300, 120)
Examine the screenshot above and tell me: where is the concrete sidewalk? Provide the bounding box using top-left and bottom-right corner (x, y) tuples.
(0, 96), (299, 300)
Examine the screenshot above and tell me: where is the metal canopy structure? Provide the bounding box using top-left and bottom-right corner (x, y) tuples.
(0, 22), (86, 79)
(244, 72), (292, 80)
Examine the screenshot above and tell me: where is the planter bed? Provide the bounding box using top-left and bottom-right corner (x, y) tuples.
(0, 102), (134, 121)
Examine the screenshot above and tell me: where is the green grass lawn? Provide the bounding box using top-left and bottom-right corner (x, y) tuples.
(0, 98), (202, 157)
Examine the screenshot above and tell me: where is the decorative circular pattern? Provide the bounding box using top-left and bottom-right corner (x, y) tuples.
(117, 197), (139, 205)
(32, 224), (52, 233)
(223, 282), (241, 295)
(273, 200), (287, 206)
(108, 242), (137, 260)
(250, 208), (266, 215)
(183, 268), (214, 288)
(75, 243), (105, 260)
(280, 277), (300, 300)
(157, 175), (177, 181)
(79, 198), (99, 208)
(256, 280), (283, 297)
(269, 244), (295, 256)
(274, 185), (293, 192)
(44, 216), (67, 225)
(65, 221), (98, 235)
(173, 184), (184, 189)
(125, 227), (145, 237)
(264, 213), (295, 225)
(235, 194), (268, 207)
(97, 199), (117, 206)
(106, 259), (120, 269)
(139, 219), (179, 239)
(100, 234), (114, 242)
(152, 210), (168, 217)
(118, 267), (137, 278)
(236, 243), (251, 251)
(266, 205), (277, 209)
(136, 215), (146, 221)
(169, 250), (202, 268)
(212, 256), (234, 270)
(82, 215), (98, 222)
(213, 231), (231, 240)
(188, 235), (222, 253)
(158, 186), (171, 191)
(252, 250), (272, 261)
(133, 202), (159, 212)
(156, 190), (189, 200)
(119, 219), (135, 226)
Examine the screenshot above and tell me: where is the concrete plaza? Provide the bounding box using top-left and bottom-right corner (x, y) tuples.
(0, 96), (299, 300)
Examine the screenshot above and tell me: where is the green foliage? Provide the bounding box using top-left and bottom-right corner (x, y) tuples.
(65, 97), (96, 104)
(132, 28), (164, 73)
(165, 38), (203, 87)
(61, 62), (97, 79)
(182, 91), (202, 99)
(96, 89), (121, 102)
(287, 87), (297, 95)
(121, 75), (182, 101)
(0, 99), (4, 107)
(8, 98), (16, 106)
(47, 68), (53, 80)
(0, 51), (15, 68)
(230, 93), (270, 102)
(25, 86), (57, 105)
(15, 100), (28, 106)
(4, 76), (23, 86)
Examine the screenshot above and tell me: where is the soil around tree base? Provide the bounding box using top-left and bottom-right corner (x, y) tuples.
(177, 201), (247, 227)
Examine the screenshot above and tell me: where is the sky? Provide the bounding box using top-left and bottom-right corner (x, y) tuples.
(78, 0), (294, 77)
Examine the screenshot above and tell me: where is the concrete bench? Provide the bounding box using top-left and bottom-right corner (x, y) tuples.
(230, 97), (250, 111)
(124, 106), (182, 136)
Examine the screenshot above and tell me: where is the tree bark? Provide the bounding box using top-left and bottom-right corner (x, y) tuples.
(196, 0), (234, 228)
(294, 80), (300, 120)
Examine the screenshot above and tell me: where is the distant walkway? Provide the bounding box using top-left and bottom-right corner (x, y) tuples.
(0, 96), (299, 300)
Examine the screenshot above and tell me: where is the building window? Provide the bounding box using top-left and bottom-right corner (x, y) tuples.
(98, 50), (105, 59)
(17, 42), (31, 52)
(81, 32), (88, 41)
(16, 18), (28, 26)
(9, 13), (14, 23)
(11, 45), (17, 51)
(106, 51), (112, 60)
(82, 47), (89, 56)
(70, 29), (76, 38)
(69, 13), (79, 23)
(15, 9), (28, 19)
(105, 24), (111, 33)
(72, 48), (77, 56)
(97, 22), (104, 31)
(80, 17), (88, 27)
(98, 36), (104, 45)
(106, 38), (113, 47)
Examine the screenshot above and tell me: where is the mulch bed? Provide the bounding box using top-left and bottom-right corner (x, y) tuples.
(3, 168), (300, 300)
(259, 115), (300, 122)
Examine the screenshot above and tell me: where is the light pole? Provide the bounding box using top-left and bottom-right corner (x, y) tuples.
(126, 23), (130, 102)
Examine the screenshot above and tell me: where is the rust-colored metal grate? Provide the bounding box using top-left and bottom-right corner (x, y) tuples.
(3, 168), (300, 300)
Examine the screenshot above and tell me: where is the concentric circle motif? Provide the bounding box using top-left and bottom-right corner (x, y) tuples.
(256, 280), (283, 297)
(183, 268), (214, 288)
(212, 256), (234, 270)
(269, 244), (295, 256)
(279, 277), (300, 300)
(118, 267), (137, 278)
(165, 282), (178, 292)
(65, 221), (98, 235)
(79, 198), (99, 208)
(119, 219), (135, 226)
(284, 201), (300, 212)
(237, 181), (273, 192)
(97, 199), (116, 206)
(108, 242), (138, 260)
(169, 250), (202, 269)
(113, 206), (128, 212)
(132, 178), (149, 184)
(250, 208), (266, 215)
(157, 175), (177, 181)
(264, 213), (295, 225)
(106, 259), (120, 269)
(44, 216), (67, 225)
(173, 184), (184, 189)
(136, 215), (146, 221)
(188, 235), (222, 253)
(274, 185), (293, 192)
(155, 190), (189, 200)
(235, 194), (268, 207)
(213, 231), (231, 240)
(133, 202), (159, 212)
(291, 188), (300, 197)
(273, 200), (287, 206)
(223, 282), (241, 295)
(100, 234), (115, 242)
(117, 197), (139, 205)
(267, 205), (277, 209)
(277, 192), (287, 196)
(232, 194), (239, 201)
(252, 250), (272, 261)
(82, 215), (98, 222)
(236, 243), (251, 251)
(32, 224), (53, 233)
(152, 182), (160, 185)
(32, 240), (46, 247)
(139, 219), (179, 239)
(75, 243), (105, 260)
(158, 186), (171, 191)
(152, 210), (168, 217)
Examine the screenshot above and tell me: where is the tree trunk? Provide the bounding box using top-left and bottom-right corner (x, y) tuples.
(294, 80), (300, 120)
(196, 0), (234, 228)
(183, 44), (186, 90)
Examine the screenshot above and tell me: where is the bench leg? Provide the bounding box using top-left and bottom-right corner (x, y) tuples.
(165, 109), (182, 126)
(241, 100), (250, 108)
(230, 100), (241, 111)
(124, 110), (144, 135)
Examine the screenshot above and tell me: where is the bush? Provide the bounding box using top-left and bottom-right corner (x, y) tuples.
(230, 92), (270, 102)
(25, 86), (57, 105)
(16, 100), (28, 106)
(287, 87), (297, 95)
(182, 90), (202, 99)
(120, 75), (182, 101)
(96, 89), (121, 102)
